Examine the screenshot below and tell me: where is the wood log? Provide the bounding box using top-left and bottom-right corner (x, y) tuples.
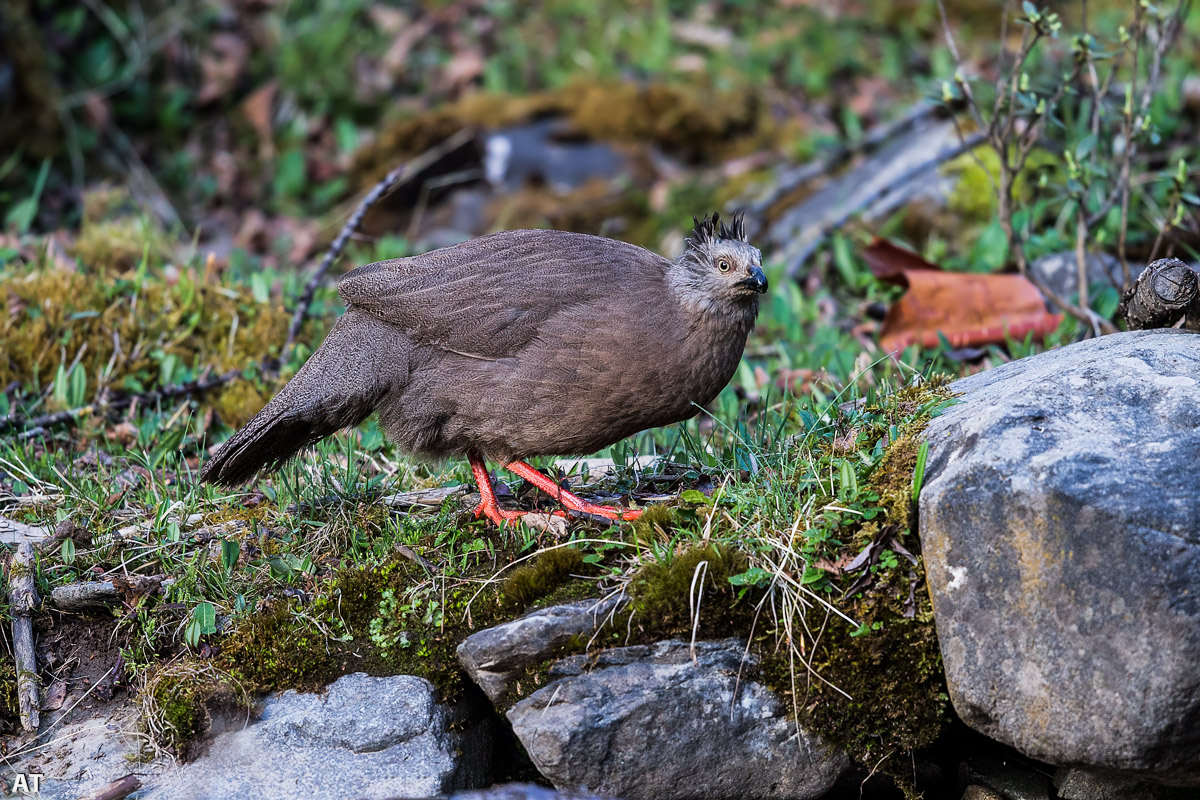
(8, 542), (40, 731)
(1119, 257), (1200, 330)
(49, 580), (120, 611)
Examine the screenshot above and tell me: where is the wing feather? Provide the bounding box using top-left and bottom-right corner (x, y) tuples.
(337, 229), (668, 359)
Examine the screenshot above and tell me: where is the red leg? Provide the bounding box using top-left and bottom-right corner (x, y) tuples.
(469, 455), (526, 525)
(504, 460), (643, 521)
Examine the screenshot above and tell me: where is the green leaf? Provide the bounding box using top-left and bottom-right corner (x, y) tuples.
(184, 616), (202, 648)
(971, 220), (1010, 273)
(1074, 133), (1098, 161)
(194, 602), (217, 635)
(60, 538), (76, 566)
(251, 273), (271, 304)
(801, 567), (827, 585)
(221, 539), (241, 571)
(728, 567), (771, 587)
(5, 159), (50, 234)
(68, 363), (87, 408)
(912, 441), (930, 502)
(680, 489), (711, 504)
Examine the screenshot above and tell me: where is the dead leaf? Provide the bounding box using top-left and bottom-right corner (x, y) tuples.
(865, 239), (1062, 352)
(241, 81), (277, 160)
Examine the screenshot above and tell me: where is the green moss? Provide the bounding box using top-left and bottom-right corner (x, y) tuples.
(215, 603), (337, 692)
(629, 503), (678, 543)
(779, 568), (947, 798)
(945, 147), (1059, 223)
(214, 553), (510, 702)
(0, 663), (20, 731)
(500, 547), (589, 612)
(143, 663), (249, 755)
(627, 544), (756, 638)
(0, 262), (294, 423)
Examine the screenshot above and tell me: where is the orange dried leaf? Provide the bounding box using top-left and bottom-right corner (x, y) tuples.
(865, 239), (1062, 352)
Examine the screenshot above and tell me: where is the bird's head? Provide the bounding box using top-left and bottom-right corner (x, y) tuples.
(670, 212), (767, 324)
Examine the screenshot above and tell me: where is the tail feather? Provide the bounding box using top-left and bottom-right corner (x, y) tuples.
(200, 313), (397, 487)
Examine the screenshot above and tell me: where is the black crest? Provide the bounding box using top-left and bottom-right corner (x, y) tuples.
(685, 212), (748, 255)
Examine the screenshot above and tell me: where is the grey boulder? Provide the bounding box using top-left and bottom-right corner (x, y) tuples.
(143, 672), (490, 800)
(457, 595), (626, 704)
(506, 638), (848, 800)
(919, 330), (1200, 783)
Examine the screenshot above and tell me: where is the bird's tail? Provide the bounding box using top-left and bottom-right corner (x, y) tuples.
(200, 312), (397, 487)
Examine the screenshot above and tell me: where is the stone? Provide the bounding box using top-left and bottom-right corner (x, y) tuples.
(1053, 767), (1200, 800)
(448, 784), (610, 800)
(457, 595), (626, 704)
(919, 330), (1200, 783)
(143, 673), (491, 800)
(506, 638), (848, 800)
(958, 756), (1052, 800)
(1, 703), (168, 800)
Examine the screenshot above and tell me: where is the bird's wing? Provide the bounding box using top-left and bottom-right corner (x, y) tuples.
(337, 229), (668, 359)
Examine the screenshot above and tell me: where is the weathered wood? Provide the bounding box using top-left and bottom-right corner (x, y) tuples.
(0, 515), (51, 545)
(382, 484), (467, 509)
(1119, 258), (1200, 330)
(8, 542), (40, 731)
(50, 580), (120, 610)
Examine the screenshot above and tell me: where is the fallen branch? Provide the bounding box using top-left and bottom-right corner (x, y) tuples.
(0, 368), (239, 437)
(1119, 258), (1200, 330)
(50, 580), (120, 611)
(747, 100), (944, 226)
(780, 130), (985, 279)
(8, 543), (40, 732)
(278, 127), (477, 367)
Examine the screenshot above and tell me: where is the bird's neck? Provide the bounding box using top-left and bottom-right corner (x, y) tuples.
(667, 269), (759, 333)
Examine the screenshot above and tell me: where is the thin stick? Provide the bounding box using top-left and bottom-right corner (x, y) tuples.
(0, 368), (239, 436)
(9, 542), (40, 732)
(279, 128), (476, 366)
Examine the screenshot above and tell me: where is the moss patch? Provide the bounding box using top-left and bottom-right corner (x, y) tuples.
(500, 546), (591, 612)
(0, 663), (20, 733)
(0, 262), (292, 424)
(142, 662), (250, 758)
(353, 80), (781, 185)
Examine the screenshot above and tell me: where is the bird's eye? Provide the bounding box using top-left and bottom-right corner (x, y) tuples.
(717, 259), (731, 273)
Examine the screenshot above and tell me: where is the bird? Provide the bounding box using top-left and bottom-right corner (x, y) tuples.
(200, 212), (767, 525)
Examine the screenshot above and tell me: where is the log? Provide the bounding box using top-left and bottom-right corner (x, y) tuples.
(49, 580), (120, 611)
(8, 542), (40, 731)
(1119, 257), (1200, 330)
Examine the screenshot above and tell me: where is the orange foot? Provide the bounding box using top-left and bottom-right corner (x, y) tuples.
(468, 455), (642, 525)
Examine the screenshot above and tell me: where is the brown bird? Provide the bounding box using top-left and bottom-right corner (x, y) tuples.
(200, 213), (766, 524)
